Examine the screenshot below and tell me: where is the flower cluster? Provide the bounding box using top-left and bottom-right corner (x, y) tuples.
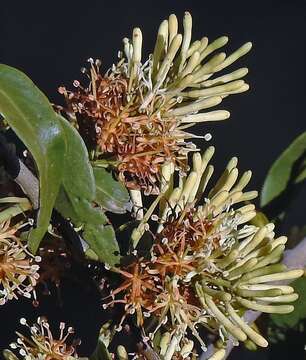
(8, 317), (79, 360)
(0, 220), (40, 305)
(59, 13), (251, 194)
(105, 147), (303, 355)
(1, 10), (302, 360)
(116, 331), (197, 360)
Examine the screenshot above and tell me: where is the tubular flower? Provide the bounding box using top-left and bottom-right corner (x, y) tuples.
(0, 220), (40, 305)
(106, 147), (303, 354)
(116, 330), (196, 360)
(9, 317), (79, 360)
(116, 332), (227, 360)
(59, 12), (251, 194)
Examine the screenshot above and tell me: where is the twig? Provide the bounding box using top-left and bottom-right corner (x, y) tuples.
(15, 160), (39, 209)
(0, 133), (38, 208)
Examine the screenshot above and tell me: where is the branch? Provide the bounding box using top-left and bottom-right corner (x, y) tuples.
(15, 160), (39, 209)
(0, 133), (38, 208)
(201, 237), (306, 360)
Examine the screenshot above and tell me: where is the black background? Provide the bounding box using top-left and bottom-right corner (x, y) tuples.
(1, 1), (306, 359)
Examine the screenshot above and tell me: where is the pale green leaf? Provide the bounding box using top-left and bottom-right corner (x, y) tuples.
(54, 117), (120, 265)
(83, 223), (119, 266)
(93, 167), (131, 214)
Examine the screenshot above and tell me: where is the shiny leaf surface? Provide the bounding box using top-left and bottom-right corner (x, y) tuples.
(0, 64), (65, 252)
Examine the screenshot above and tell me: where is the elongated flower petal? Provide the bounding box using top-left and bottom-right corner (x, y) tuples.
(60, 13), (251, 195)
(0, 220), (40, 305)
(107, 149), (302, 356)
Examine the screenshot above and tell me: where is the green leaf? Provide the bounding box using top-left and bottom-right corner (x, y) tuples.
(54, 116), (120, 265)
(56, 191), (120, 267)
(55, 187), (81, 225)
(56, 190), (120, 264)
(55, 114), (104, 224)
(271, 276), (306, 328)
(295, 156), (306, 183)
(57, 114), (95, 201)
(83, 223), (119, 266)
(0, 64), (65, 253)
(56, 189), (120, 266)
(261, 132), (306, 207)
(0, 65), (120, 264)
(93, 167), (131, 214)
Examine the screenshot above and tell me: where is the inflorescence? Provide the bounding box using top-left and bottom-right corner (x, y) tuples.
(105, 147), (303, 356)
(59, 12), (251, 195)
(8, 317), (79, 360)
(2, 11), (303, 360)
(0, 220), (40, 305)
